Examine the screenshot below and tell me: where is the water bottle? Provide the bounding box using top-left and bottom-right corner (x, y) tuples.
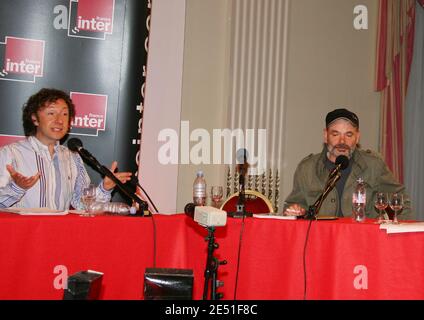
(193, 170), (207, 206)
(101, 202), (134, 215)
(352, 177), (366, 222)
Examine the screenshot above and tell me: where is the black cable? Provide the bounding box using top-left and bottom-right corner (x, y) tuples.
(303, 218), (314, 300)
(128, 180), (158, 267)
(149, 212), (157, 268)
(134, 181), (158, 268)
(136, 181), (159, 213)
(233, 214), (247, 300)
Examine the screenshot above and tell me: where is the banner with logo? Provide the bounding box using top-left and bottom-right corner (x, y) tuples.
(0, 0), (150, 202)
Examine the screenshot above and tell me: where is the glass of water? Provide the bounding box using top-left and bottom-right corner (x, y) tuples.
(81, 184), (96, 217)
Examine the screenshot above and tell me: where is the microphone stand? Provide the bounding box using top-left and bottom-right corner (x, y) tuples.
(227, 166), (252, 218)
(304, 171), (341, 220)
(99, 165), (149, 215)
(202, 227), (227, 300)
(80, 152), (149, 216)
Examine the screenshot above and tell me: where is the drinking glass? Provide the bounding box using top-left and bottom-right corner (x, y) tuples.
(81, 184), (96, 216)
(389, 193), (403, 224)
(374, 192), (388, 224)
(211, 186), (224, 208)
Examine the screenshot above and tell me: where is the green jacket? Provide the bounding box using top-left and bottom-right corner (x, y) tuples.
(284, 147), (412, 220)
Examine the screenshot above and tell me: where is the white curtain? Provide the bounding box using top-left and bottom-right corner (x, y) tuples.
(227, 0), (290, 210)
(405, 2), (424, 221)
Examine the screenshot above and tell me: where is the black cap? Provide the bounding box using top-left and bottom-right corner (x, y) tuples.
(325, 108), (359, 128)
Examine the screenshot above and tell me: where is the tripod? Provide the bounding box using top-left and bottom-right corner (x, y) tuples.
(202, 227), (227, 300)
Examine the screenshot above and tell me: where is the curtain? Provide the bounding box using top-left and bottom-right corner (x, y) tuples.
(405, 1), (424, 221)
(226, 0), (290, 211)
(375, 0), (416, 183)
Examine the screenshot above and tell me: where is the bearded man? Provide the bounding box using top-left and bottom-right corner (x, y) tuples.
(283, 108), (412, 220)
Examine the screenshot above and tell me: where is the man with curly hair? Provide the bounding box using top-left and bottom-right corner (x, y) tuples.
(0, 88), (132, 211)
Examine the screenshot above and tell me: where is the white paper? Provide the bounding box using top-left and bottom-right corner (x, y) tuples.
(2, 207), (68, 215)
(253, 214), (297, 220)
(68, 209), (86, 215)
(380, 222), (424, 234)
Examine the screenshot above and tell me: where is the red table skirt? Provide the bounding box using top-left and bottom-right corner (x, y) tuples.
(0, 212), (423, 300)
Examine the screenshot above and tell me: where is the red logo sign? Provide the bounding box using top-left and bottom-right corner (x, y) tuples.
(68, 0), (115, 40)
(70, 92), (107, 136)
(0, 135), (25, 148)
(0, 37), (45, 82)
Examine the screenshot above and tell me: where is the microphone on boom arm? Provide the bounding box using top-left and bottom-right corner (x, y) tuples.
(67, 138), (149, 215)
(304, 155), (350, 219)
(328, 155), (349, 180)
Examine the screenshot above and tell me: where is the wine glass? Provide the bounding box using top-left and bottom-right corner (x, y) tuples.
(389, 193), (403, 224)
(374, 192), (388, 224)
(211, 186), (224, 208)
(81, 184), (96, 217)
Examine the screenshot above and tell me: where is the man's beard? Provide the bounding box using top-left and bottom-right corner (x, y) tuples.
(327, 143), (355, 159)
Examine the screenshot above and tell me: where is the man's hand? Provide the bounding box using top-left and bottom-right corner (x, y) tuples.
(283, 204), (306, 216)
(6, 164), (40, 190)
(103, 161), (133, 191)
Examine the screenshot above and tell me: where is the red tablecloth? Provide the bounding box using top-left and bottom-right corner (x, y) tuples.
(0, 212), (423, 300)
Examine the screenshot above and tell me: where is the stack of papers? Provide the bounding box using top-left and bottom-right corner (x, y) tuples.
(380, 222), (424, 234)
(2, 207), (68, 215)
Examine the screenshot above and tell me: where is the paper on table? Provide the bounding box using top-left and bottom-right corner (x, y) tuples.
(253, 214), (297, 220)
(68, 209), (86, 215)
(380, 222), (424, 234)
(2, 207), (68, 215)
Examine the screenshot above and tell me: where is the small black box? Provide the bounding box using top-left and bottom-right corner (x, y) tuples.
(63, 270), (103, 300)
(144, 268), (193, 300)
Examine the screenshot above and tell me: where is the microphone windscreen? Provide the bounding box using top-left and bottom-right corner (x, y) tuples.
(67, 138), (83, 152)
(335, 155), (349, 170)
(184, 202), (196, 218)
(236, 148), (249, 164)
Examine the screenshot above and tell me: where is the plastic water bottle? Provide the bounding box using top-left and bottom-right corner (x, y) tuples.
(352, 177), (366, 222)
(101, 202), (134, 215)
(193, 170), (207, 206)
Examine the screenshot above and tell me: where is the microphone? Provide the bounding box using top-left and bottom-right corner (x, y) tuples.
(184, 202), (196, 219)
(304, 155), (350, 219)
(328, 155), (349, 180)
(235, 148), (249, 174)
(67, 138), (102, 170)
(184, 203), (227, 227)
(67, 137), (149, 215)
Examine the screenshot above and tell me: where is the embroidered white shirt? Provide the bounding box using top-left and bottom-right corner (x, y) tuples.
(0, 136), (111, 210)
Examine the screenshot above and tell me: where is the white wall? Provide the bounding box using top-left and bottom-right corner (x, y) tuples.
(177, 0), (231, 211)
(139, 0), (186, 213)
